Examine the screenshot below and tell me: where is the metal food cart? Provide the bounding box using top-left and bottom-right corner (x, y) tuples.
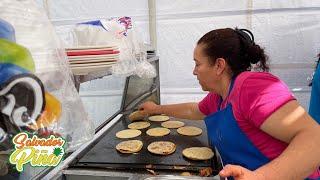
(37, 56), (224, 180)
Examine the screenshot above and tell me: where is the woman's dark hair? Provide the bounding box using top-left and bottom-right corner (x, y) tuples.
(197, 28), (269, 76)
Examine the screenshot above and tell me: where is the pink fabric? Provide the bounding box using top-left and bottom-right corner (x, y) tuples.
(230, 72), (294, 160)
(198, 72), (292, 159)
(198, 92), (219, 115)
(198, 72), (320, 177)
(198, 72), (293, 159)
(309, 169), (320, 179)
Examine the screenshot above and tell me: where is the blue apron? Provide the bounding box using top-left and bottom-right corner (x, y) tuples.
(204, 79), (270, 178)
(204, 79), (320, 180)
(309, 62), (320, 124)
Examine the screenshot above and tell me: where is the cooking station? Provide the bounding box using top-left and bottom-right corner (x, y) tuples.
(41, 56), (224, 180)
(75, 116), (216, 171)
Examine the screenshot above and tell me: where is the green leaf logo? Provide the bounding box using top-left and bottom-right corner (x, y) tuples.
(53, 147), (63, 157)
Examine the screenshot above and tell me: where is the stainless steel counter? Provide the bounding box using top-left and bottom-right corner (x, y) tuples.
(62, 168), (223, 180)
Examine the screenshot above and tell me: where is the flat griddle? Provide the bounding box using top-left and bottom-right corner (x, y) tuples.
(71, 115), (219, 173)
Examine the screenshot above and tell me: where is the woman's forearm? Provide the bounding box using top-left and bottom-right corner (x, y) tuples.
(156, 103), (205, 120)
(255, 126), (320, 180)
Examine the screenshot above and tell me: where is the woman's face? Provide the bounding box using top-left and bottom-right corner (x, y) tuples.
(193, 44), (218, 91)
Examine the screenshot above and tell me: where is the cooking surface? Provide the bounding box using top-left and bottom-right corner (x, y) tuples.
(73, 115), (218, 172)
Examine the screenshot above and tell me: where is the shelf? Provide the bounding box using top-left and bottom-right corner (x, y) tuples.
(72, 56), (159, 91)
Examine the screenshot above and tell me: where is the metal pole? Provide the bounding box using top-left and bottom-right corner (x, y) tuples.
(148, 0), (157, 51)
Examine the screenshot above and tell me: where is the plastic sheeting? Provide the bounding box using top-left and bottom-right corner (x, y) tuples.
(40, 0), (320, 110)
(0, 0), (95, 152)
(156, 0), (320, 109)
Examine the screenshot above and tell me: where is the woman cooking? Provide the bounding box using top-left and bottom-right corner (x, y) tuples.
(139, 28), (320, 180)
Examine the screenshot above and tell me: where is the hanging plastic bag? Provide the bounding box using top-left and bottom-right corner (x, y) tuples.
(71, 17), (156, 78)
(135, 50), (157, 79)
(0, 0), (94, 152)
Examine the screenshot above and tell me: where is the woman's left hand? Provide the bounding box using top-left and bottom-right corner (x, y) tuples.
(219, 164), (265, 180)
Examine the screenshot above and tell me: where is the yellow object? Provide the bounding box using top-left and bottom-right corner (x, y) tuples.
(128, 121), (150, 130)
(147, 141), (176, 155)
(128, 110), (146, 121)
(29, 93), (61, 130)
(116, 140), (143, 154)
(148, 115), (170, 122)
(116, 129), (141, 139)
(182, 147), (214, 160)
(146, 127), (170, 137)
(161, 120), (185, 129)
(177, 126), (202, 136)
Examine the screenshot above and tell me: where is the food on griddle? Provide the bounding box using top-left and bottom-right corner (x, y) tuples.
(128, 121), (151, 130)
(148, 115), (170, 122)
(116, 129), (142, 139)
(146, 169), (157, 175)
(161, 120), (185, 129)
(181, 172), (192, 176)
(177, 126), (202, 136)
(129, 110), (146, 121)
(146, 127), (170, 137)
(147, 141), (176, 155)
(199, 167), (213, 177)
(182, 147), (214, 160)
(116, 140), (143, 153)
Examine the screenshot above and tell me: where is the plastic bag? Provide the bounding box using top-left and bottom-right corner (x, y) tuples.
(71, 17), (156, 78)
(0, 0), (94, 152)
(135, 52), (157, 79)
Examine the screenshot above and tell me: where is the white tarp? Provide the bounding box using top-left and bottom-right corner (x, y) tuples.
(40, 0), (320, 112)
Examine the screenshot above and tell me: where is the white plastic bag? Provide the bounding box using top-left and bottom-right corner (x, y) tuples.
(71, 17), (156, 78)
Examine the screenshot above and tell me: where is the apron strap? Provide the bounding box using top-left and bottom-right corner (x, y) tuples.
(218, 77), (236, 111)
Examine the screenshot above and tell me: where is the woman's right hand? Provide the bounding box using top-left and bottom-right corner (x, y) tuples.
(139, 101), (160, 115)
